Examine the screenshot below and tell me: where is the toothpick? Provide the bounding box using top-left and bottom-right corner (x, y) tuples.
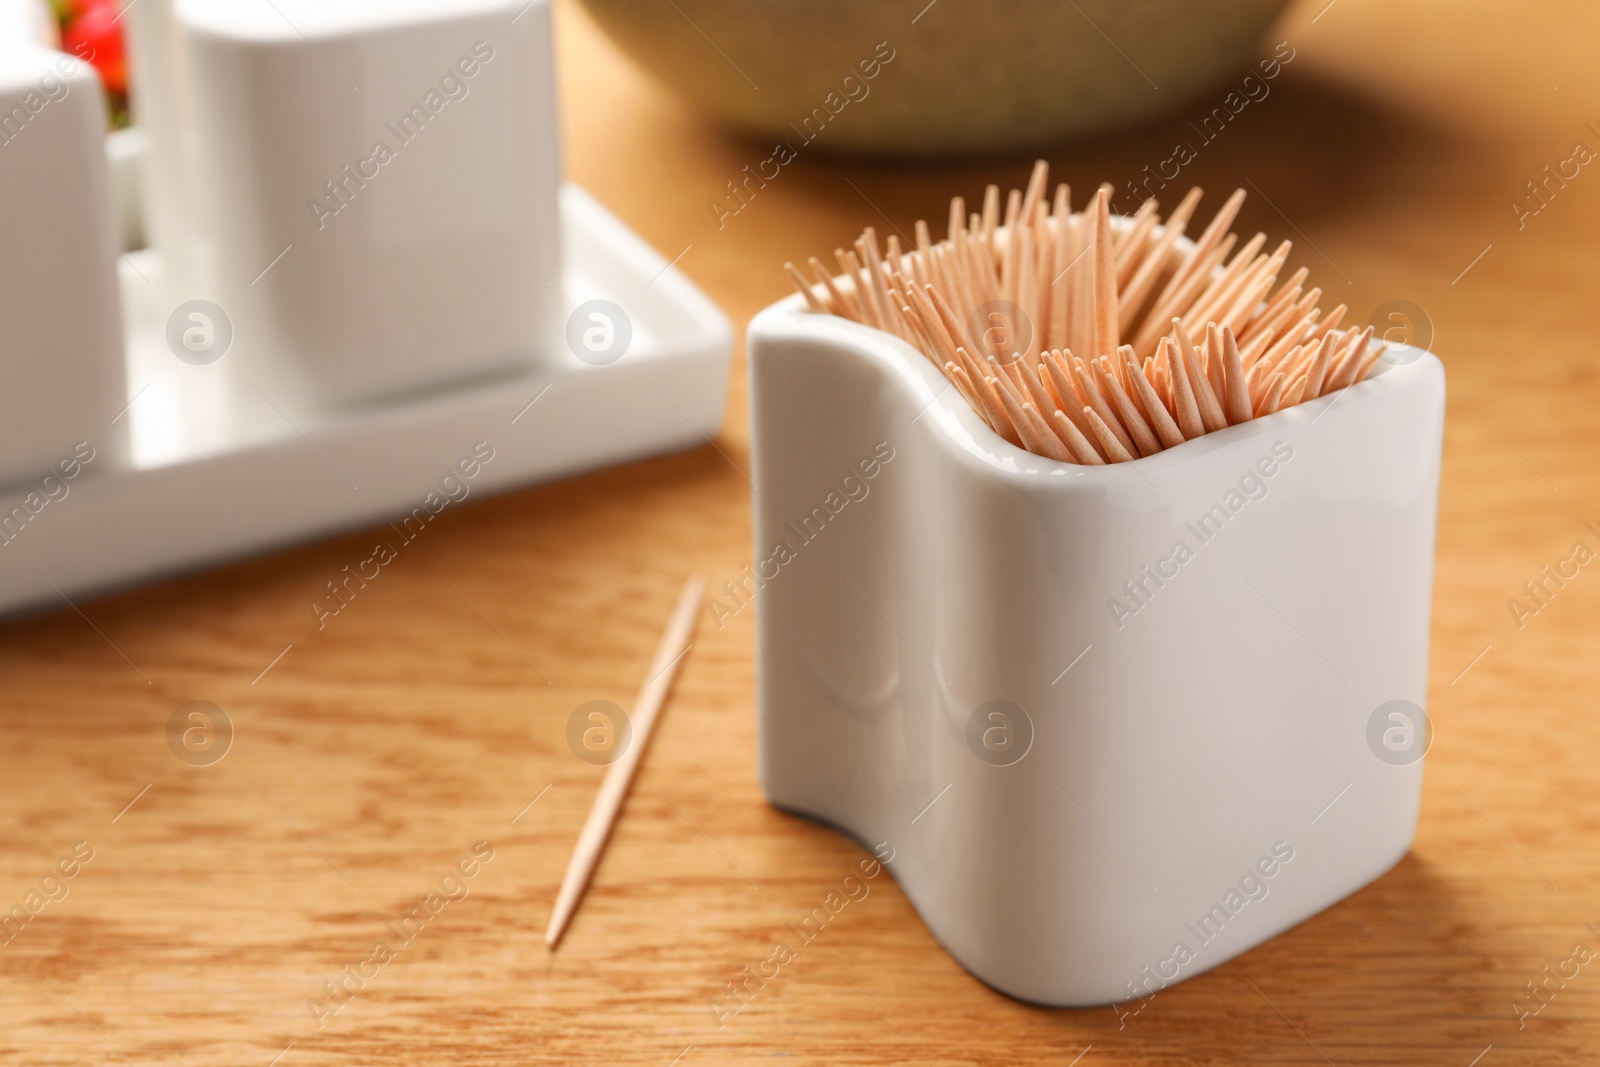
(1173, 324), (1226, 432)
(995, 381), (1052, 456)
(982, 376), (1026, 448)
(1203, 321), (1228, 405)
(1020, 159), (1050, 223)
(1309, 304), (1348, 343)
(1300, 332), (1335, 399)
(1325, 326), (1376, 393)
(1163, 335), (1205, 440)
(1255, 372), (1288, 417)
(1118, 186), (1201, 333)
(958, 350), (1019, 444)
(1148, 187), (1245, 319)
(1123, 346), (1186, 448)
(1354, 341), (1387, 384)
(1072, 355), (1138, 457)
(1092, 188), (1119, 359)
(785, 262), (827, 314)
(1047, 184), (1072, 352)
(1016, 352), (1058, 416)
(1043, 351), (1105, 458)
(1083, 406), (1136, 463)
(1220, 326), (1253, 424)
(981, 184), (1000, 256)
(837, 249), (880, 330)
(947, 362), (987, 425)
(1132, 233), (1237, 355)
(546, 577), (705, 948)
(1238, 325), (1276, 369)
(1093, 357), (1161, 457)
(1052, 409), (1105, 464)
(1282, 371), (1309, 408)
(1114, 197), (1161, 285)
(809, 257), (857, 321)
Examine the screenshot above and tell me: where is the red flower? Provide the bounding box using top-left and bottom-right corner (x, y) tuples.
(62, 0), (127, 96)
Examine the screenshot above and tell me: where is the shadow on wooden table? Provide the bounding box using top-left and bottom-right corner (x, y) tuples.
(1019, 851), (1482, 1060)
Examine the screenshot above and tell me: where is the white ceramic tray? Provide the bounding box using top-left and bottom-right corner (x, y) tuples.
(0, 185), (729, 616)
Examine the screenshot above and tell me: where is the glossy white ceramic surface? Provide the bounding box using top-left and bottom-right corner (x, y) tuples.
(0, 7), (731, 613)
(0, 45), (127, 486)
(166, 0), (562, 414)
(0, 186), (729, 615)
(749, 295), (1445, 1006)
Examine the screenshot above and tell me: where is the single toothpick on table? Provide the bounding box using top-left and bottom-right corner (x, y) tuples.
(784, 160), (1387, 464)
(545, 576), (705, 948)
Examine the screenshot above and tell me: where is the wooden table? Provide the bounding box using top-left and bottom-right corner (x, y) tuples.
(5, 1), (1599, 1063)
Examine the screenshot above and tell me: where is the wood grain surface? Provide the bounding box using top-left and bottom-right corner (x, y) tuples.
(4, 1), (1600, 1063)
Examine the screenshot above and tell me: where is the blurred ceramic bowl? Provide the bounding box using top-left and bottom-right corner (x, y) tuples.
(576, 0), (1295, 156)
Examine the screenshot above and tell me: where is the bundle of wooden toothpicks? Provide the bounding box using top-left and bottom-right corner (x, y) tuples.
(785, 161), (1386, 464)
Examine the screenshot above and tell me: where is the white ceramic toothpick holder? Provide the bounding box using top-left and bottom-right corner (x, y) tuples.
(749, 295), (1444, 1007)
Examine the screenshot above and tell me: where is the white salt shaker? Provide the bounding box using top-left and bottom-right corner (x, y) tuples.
(0, 44), (126, 487)
(169, 0), (564, 415)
